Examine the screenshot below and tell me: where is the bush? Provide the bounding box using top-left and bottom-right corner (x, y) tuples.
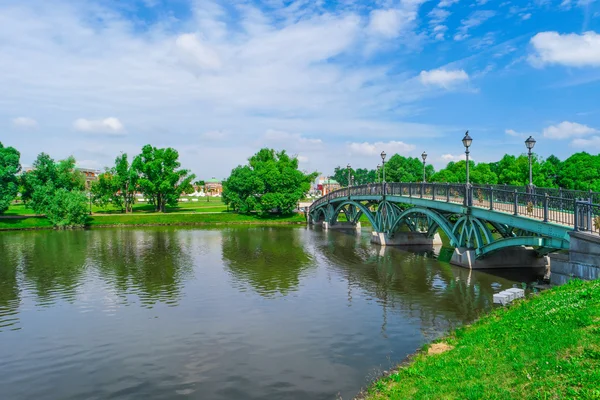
(44, 189), (89, 228)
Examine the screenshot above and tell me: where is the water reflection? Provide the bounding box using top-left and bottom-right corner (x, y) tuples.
(89, 229), (194, 307)
(221, 227), (315, 297)
(0, 226), (535, 400)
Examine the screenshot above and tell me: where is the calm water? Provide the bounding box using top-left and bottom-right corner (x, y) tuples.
(0, 226), (533, 400)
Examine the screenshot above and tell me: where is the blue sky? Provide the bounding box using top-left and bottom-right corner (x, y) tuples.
(1, 0), (600, 178)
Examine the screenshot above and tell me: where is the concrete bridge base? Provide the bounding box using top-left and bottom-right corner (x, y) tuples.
(549, 231), (600, 285)
(322, 221), (361, 231)
(370, 231), (443, 246)
(450, 247), (550, 270)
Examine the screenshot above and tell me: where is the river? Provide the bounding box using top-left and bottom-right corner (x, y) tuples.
(0, 226), (535, 399)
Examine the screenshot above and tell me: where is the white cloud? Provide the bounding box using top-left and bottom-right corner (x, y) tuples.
(262, 129), (322, 147)
(454, 10), (496, 41)
(505, 129), (519, 136)
(419, 68), (469, 88)
(441, 153), (467, 161)
(0, 0), (449, 178)
(521, 13), (532, 20)
(348, 141), (415, 156)
(571, 136), (600, 148)
(543, 121), (598, 139)
(296, 155), (309, 163)
(12, 117), (38, 129)
(175, 33), (222, 71)
(529, 31), (600, 67)
(368, 8), (417, 38)
(73, 118), (125, 135)
(438, 0), (460, 7)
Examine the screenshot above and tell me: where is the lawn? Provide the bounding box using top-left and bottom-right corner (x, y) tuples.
(362, 278), (600, 400)
(5, 197), (228, 216)
(0, 209), (306, 230)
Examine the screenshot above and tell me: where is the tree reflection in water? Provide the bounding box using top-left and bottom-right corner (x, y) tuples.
(89, 228), (194, 307)
(315, 229), (526, 338)
(221, 227), (315, 297)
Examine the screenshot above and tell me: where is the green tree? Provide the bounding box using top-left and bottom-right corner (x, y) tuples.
(223, 149), (318, 215)
(21, 154), (88, 227)
(92, 154), (138, 213)
(0, 142), (21, 214)
(132, 145), (195, 213)
(558, 152), (600, 191)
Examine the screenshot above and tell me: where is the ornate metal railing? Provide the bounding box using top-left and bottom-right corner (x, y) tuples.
(310, 182), (600, 233)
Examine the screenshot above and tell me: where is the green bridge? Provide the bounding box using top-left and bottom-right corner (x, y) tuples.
(308, 182), (600, 269)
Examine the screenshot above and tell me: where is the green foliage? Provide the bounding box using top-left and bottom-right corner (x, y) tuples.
(92, 153), (138, 213)
(331, 166), (377, 186)
(223, 148), (318, 215)
(0, 142), (21, 214)
(133, 145), (195, 213)
(20, 153), (87, 228)
(44, 189), (89, 228)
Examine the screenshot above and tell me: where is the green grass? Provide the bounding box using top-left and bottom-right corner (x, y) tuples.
(6, 198), (228, 216)
(0, 211), (306, 230)
(363, 279), (600, 400)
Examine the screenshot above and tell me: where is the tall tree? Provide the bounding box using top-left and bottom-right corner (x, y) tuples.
(93, 154), (139, 213)
(223, 149), (318, 215)
(133, 145), (195, 212)
(0, 142), (21, 214)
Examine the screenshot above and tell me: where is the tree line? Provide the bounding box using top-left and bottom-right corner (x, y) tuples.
(331, 152), (600, 191)
(0, 142), (194, 227)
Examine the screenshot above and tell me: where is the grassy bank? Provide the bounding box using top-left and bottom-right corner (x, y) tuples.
(361, 279), (600, 400)
(0, 212), (306, 231)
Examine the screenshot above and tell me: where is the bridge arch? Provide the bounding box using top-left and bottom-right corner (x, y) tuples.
(331, 200), (377, 228)
(388, 207), (459, 246)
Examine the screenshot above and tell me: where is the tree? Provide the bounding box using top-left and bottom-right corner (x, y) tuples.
(133, 145), (195, 213)
(223, 149), (318, 215)
(92, 154), (138, 213)
(21, 154), (88, 227)
(0, 142), (21, 214)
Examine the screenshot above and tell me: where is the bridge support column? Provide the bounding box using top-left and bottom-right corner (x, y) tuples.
(324, 221), (361, 231)
(371, 231), (443, 246)
(450, 247), (549, 270)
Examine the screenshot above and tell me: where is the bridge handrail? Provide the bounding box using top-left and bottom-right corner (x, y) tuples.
(309, 182), (600, 233)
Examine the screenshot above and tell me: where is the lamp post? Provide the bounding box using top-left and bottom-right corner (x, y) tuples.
(376, 164), (380, 183)
(380, 151), (387, 183)
(421, 151), (427, 183)
(347, 163), (351, 187)
(351, 175), (355, 186)
(525, 136), (536, 192)
(462, 131), (472, 185)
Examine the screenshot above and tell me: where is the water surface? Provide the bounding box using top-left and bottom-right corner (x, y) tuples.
(0, 227), (531, 399)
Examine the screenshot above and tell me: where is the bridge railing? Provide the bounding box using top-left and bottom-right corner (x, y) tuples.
(309, 182), (600, 232)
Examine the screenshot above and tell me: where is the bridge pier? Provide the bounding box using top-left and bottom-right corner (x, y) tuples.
(370, 231), (443, 246)
(322, 221), (361, 231)
(450, 247), (550, 270)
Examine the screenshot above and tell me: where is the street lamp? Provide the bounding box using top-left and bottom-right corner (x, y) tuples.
(525, 135), (536, 191)
(421, 151), (428, 183)
(462, 131), (472, 185)
(347, 163), (351, 187)
(380, 151), (387, 183)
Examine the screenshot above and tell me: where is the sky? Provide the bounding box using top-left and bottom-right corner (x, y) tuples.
(2, 0), (600, 179)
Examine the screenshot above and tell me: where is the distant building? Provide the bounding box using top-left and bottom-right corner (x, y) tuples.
(22, 166), (100, 190)
(316, 177), (340, 195)
(204, 177), (223, 196)
(78, 168), (101, 190)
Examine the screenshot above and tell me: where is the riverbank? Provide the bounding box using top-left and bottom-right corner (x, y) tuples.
(0, 212), (307, 231)
(360, 278), (600, 399)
